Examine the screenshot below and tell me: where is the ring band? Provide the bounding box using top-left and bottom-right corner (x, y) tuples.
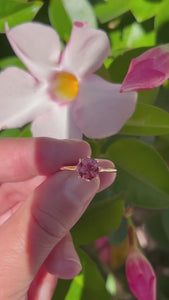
(60, 157), (117, 181)
(61, 165), (117, 173)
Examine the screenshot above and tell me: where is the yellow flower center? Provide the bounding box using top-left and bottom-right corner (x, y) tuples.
(51, 72), (79, 102)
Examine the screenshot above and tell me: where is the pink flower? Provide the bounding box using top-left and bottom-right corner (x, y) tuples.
(0, 22), (137, 139)
(120, 45), (169, 93)
(126, 247), (156, 300)
(95, 237), (111, 264)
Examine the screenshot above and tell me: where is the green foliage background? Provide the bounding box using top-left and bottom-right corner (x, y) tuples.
(1, 0), (169, 299)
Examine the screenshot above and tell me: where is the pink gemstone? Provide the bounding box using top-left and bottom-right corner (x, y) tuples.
(77, 157), (99, 180)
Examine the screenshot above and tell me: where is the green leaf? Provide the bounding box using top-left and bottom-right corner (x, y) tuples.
(53, 250), (111, 299)
(109, 21), (155, 55)
(93, 0), (130, 23)
(123, 22), (155, 48)
(120, 103), (169, 136)
(155, 84), (169, 112)
(146, 212), (169, 248)
(130, 0), (162, 22)
(106, 274), (116, 296)
(69, 249), (111, 300)
(0, 128), (20, 137)
(65, 274), (84, 300)
(52, 279), (71, 300)
(71, 194), (124, 245)
(162, 209), (169, 243)
(49, 0), (72, 41)
(108, 217), (127, 246)
(0, 56), (25, 70)
(49, 0), (97, 41)
(108, 47), (149, 83)
(0, 0), (43, 32)
(158, 276), (169, 300)
(96, 65), (111, 82)
(154, 135), (169, 165)
(0, 125), (31, 139)
(137, 88), (159, 105)
(77, 250), (111, 300)
(62, 0), (97, 28)
(108, 138), (169, 208)
(155, 0), (169, 44)
(19, 124), (32, 137)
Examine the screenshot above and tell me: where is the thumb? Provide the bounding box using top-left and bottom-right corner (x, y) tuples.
(0, 171), (99, 298)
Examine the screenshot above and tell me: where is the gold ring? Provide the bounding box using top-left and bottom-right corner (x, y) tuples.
(60, 157), (117, 180)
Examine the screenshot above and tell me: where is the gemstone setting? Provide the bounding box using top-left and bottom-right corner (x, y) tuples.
(77, 157), (99, 180)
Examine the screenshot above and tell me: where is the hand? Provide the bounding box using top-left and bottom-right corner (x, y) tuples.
(0, 138), (115, 299)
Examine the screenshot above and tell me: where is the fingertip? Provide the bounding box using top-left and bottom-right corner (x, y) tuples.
(35, 138), (92, 175)
(97, 159), (117, 192)
(70, 139), (92, 156)
(53, 258), (82, 280)
(45, 234), (82, 279)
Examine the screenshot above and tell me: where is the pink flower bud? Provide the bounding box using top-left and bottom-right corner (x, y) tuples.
(126, 247), (156, 300)
(95, 237), (111, 264)
(120, 45), (169, 92)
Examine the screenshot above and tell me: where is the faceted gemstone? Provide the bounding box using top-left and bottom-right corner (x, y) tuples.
(77, 157), (99, 180)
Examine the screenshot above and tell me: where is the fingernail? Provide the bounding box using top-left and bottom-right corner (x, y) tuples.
(55, 258), (82, 279)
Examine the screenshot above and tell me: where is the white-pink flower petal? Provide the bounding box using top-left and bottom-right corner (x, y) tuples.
(31, 104), (82, 139)
(0, 67), (48, 130)
(73, 75), (137, 138)
(61, 22), (110, 78)
(121, 45), (169, 92)
(6, 22), (61, 81)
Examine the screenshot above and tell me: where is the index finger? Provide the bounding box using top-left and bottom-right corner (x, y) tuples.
(0, 137), (91, 183)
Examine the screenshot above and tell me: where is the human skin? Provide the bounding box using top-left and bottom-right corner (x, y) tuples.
(0, 138), (116, 299)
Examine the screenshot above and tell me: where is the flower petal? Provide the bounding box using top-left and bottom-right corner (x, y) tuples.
(0, 67), (48, 130)
(120, 45), (169, 92)
(6, 22), (61, 81)
(126, 248), (156, 300)
(31, 104), (82, 139)
(61, 22), (110, 78)
(73, 75), (137, 138)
